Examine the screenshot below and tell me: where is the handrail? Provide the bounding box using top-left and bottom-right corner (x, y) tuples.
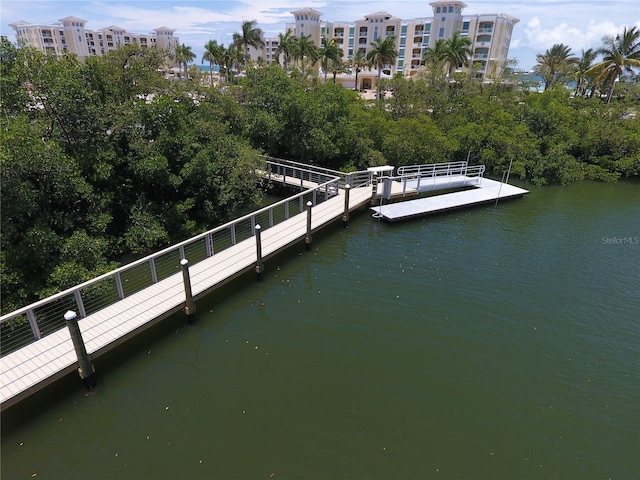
(397, 161), (469, 177)
(374, 163), (486, 198)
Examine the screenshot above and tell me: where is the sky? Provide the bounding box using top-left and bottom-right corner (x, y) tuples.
(1, 0), (639, 71)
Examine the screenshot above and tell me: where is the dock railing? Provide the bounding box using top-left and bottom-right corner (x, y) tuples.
(1, 158), (372, 357)
(381, 161), (486, 197)
(263, 156), (370, 190)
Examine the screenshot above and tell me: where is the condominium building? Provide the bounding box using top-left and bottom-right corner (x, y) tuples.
(9, 17), (179, 59)
(256, 1), (519, 88)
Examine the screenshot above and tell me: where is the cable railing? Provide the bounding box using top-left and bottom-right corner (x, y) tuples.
(396, 161), (470, 177)
(1, 158), (372, 357)
(378, 161), (486, 198)
(263, 156), (373, 189)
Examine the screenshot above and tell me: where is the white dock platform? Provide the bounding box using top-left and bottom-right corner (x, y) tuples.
(372, 178), (529, 222)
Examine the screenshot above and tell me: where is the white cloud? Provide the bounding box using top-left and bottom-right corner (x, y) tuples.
(524, 18), (628, 53)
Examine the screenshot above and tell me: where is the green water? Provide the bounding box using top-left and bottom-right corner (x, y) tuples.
(2, 180), (639, 479)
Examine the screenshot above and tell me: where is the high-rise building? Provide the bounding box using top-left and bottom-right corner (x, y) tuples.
(254, 1), (519, 88)
(9, 17), (179, 59)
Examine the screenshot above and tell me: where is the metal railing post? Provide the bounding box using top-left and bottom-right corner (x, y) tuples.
(115, 272), (125, 300)
(26, 309), (41, 340)
(65, 310), (96, 391)
(74, 290), (87, 318)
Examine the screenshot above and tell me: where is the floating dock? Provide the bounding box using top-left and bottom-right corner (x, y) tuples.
(372, 178), (529, 222)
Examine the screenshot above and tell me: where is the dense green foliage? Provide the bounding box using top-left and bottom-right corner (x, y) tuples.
(1, 40), (262, 313)
(1, 37), (639, 313)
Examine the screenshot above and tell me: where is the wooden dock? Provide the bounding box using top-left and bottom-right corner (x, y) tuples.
(0, 185), (372, 410)
(372, 178), (529, 222)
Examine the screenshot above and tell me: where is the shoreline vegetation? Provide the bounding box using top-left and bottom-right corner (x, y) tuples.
(1, 33), (639, 314)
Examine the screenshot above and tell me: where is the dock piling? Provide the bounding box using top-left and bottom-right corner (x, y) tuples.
(180, 259), (196, 325)
(255, 224), (264, 282)
(64, 310), (97, 391)
(342, 184), (351, 228)
(305, 201), (313, 251)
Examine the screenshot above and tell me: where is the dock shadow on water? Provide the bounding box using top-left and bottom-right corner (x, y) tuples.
(2, 181), (639, 480)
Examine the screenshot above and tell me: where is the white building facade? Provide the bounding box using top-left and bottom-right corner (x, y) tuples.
(9, 17), (179, 59)
(255, 1), (518, 88)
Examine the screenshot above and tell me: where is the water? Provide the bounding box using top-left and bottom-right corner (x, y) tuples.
(2, 180), (639, 479)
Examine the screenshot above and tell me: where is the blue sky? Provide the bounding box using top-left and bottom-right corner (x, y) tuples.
(1, 0), (639, 70)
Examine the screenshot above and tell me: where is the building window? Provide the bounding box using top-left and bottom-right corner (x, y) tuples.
(439, 27), (445, 38)
(449, 6), (454, 13)
(436, 7), (441, 13)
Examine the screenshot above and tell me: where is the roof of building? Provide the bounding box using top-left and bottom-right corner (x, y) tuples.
(59, 16), (88, 24)
(291, 7), (323, 15)
(363, 11), (397, 20)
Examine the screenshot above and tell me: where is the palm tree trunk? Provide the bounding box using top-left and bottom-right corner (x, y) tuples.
(605, 82), (615, 104)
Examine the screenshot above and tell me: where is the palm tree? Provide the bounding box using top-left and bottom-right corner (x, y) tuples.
(422, 38), (448, 66)
(574, 48), (597, 97)
(329, 58), (347, 83)
(275, 31), (295, 72)
(319, 37), (344, 82)
(174, 44), (196, 80)
(201, 39), (224, 86)
(442, 31), (472, 78)
(366, 36), (398, 100)
(587, 26), (640, 104)
(534, 43), (578, 91)
(291, 34), (320, 78)
(221, 43), (244, 84)
(349, 49), (368, 90)
(232, 20), (265, 69)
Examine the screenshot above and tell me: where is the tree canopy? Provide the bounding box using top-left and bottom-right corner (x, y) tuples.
(1, 29), (639, 313)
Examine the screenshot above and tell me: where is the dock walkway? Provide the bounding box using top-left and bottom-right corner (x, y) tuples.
(0, 183), (372, 410)
(1, 159), (530, 409)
